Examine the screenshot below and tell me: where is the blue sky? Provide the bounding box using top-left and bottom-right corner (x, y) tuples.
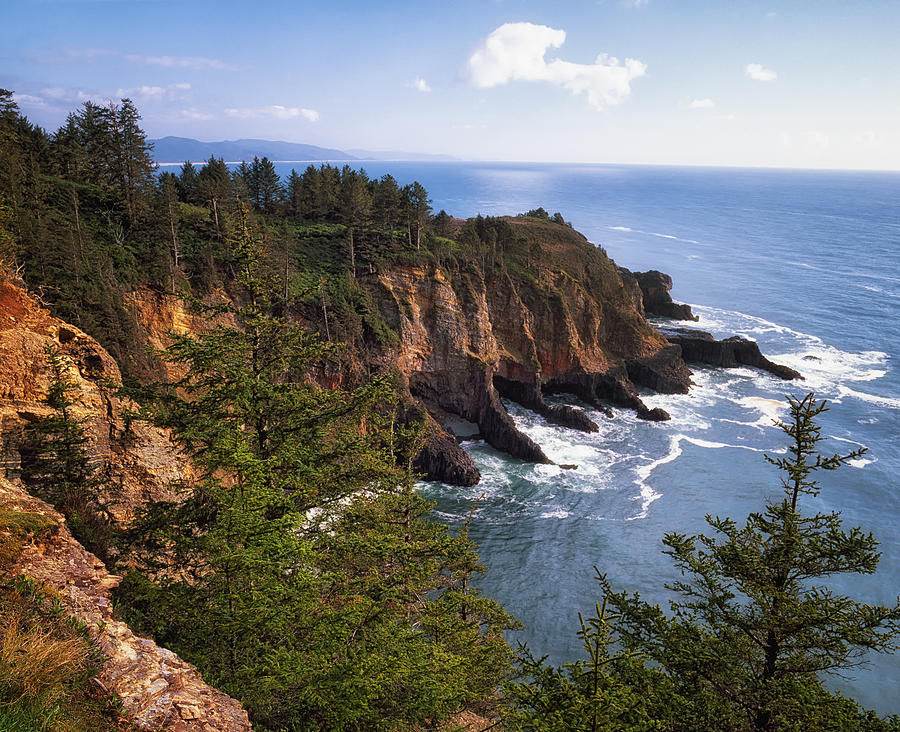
(4, 0), (900, 169)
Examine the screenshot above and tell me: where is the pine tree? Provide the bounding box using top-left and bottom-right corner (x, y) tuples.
(197, 156), (231, 237)
(178, 160), (198, 204)
(607, 393), (900, 731)
(19, 345), (112, 561)
(117, 208), (516, 729)
(339, 165), (371, 274)
(254, 156), (282, 214)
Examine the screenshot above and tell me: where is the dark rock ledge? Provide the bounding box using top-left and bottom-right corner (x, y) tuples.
(661, 327), (803, 381)
(622, 268), (699, 321)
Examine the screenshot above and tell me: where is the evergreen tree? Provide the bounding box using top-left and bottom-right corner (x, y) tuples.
(408, 179), (431, 251)
(197, 156), (231, 237)
(284, 168), (303, 219)
(178, 160), (198, 204)
(339, 165), (371, 273)
(254, 156), (282, 214)
(606, 393), (900, 731)
(117, 208), (516, 729)
(19, 346), (112, 560)
(372, 173), (401, 246)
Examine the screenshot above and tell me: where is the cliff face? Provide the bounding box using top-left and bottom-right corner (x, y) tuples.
(0, 279), (250, 729)
(370, 219), (694, 481)
(0, 281), (189, 524)
(0, 475), (250, 730)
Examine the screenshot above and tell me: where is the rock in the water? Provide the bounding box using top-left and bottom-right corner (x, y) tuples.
(662, 327), (802, 380)
(627, 269), (698, 321)
(413, 423), (481, 486)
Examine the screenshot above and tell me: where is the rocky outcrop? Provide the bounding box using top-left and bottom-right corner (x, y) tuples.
(368, 222), (698, 481)
(0, 281), (188, 524)
(0, 279), (252, 728)
(412, 412), (482, 486)
(493, 374), (599, 432)
(0, 475), (251, 731)
(661, 327), (802, 380)
(625, 269), (698, 321)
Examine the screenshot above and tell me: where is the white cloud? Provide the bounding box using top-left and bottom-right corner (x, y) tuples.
(468, 22), (646, 110)
(145, 55), (232, 70)
(180, 108), (215, 121)
(12, 93), (46, 106)
(115, 83), (192, 101)
(689, 98), (715, 109)
(408, 76), (432, 93)
(745, 63), (777, 81)
(852, 130), (882, 147)
(804, 130), (830, 148)
(36, 47), (233, 70)
(623, 0), (649, 6)
(225, 105), (319, 122)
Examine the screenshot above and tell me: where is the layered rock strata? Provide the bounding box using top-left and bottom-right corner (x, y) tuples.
(0, 279), (251, 728)
(370, 221), (696, 482)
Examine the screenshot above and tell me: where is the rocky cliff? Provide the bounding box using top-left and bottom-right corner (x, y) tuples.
(367, 219), (694, 483)
(0, 278), (250, 729)
(0, 476), (251, 730)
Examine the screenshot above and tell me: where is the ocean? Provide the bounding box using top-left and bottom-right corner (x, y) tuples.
(269, 161), (900, 714)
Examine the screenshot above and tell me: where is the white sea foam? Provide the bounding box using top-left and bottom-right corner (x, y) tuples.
(606, 225), (701, 245)
(540, 508), (571, 519)
(836, 385), (900, 410)
(735, 396), (788, 429)
(860, 284), (900, 300)
(691, 305), (890, 391)
(649, 231), (701, 244)
(629, 434), (768, 520)
(829, 435), (877, 468)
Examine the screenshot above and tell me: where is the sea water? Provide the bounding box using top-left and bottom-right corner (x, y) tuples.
(271, 162), (900, 714)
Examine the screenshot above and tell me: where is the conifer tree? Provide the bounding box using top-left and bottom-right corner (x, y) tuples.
(117, 207), (516, 730)
(19, 345), (112, 560)
(607, 393), (900, 731)
(178, 160), (198, 204)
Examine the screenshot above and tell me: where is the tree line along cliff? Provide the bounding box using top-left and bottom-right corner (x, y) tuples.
(0, 89), (704, 487)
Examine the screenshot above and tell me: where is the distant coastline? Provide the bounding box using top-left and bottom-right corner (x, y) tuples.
(150, 135), (459, 165)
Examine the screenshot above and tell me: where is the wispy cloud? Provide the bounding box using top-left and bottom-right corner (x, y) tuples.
(468, 22), (646, 110)
(37, 47), (234, 70)
(12, 93), (48, 107)
(26, 82), (191, 107)
(408, 76), (432, 93)
(224, 105), (319, 122)
(745, 63), (777, 81)
(144, 55), (233, 70)
(180, 108), (215, 121)
(116, 82), (192, 101)
(623, 0), (649, 7)
(689, 98), (715, 109)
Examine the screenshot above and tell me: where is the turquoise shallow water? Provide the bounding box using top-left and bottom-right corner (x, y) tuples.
(271, 162), (900, 714)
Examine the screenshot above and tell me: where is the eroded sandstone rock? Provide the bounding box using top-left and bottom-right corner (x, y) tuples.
(0, 476), (250, 731)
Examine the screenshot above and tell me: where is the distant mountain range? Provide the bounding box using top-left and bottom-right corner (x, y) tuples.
(150, 136), (458, 165)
